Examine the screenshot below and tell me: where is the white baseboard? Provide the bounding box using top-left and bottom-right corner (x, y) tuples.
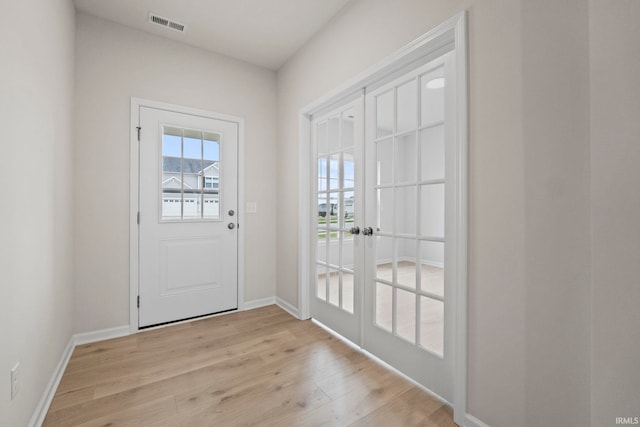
(422, 260), (445, 268)
(276, 297), (300, 318)
(28, 336), (75, 427)
(465, 413), (491, 427)
(243, 297), (276, 310)
(28, 325), (130, 426)
(374, 257), (444, 269)
(73, 325), (130, 346)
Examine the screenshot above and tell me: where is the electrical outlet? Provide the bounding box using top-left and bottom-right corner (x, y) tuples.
(11, 363), (20, 399)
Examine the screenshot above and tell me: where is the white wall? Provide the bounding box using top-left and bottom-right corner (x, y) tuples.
(74, 13), (278, 332)
(276, 0), (592, 425)
(521, 1), (591, 425)
(590, 1), (640, 424)
(0, 0), (76, 425)
(1, 2), (636, 425)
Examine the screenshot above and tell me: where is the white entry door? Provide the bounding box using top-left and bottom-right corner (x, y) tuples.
(138, 106), (238, 328)
(363, 54), (455, 401)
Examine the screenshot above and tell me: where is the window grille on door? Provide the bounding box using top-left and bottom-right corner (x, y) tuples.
(161, 126), (222, 220)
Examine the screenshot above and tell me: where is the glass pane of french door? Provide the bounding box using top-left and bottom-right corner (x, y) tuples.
(371, 67), (445, 355)
(310, 99), (363, 345)
(363, 54), (454, 402)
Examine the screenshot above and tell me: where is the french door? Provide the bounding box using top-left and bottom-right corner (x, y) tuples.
(363, 55), (454, 401)
(310, 100), (364, 344)
(310, 52), (456, 402)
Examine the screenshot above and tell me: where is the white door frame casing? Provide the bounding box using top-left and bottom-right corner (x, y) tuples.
(130, 97), (246, 333)
(297, 12), (468, 425)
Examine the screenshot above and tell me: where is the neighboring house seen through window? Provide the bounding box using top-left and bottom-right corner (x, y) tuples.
(204, 176), (219, 189)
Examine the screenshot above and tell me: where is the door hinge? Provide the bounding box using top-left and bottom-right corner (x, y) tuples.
(137, 212), (140, 225)
(136, 126), (141, 141)
(137, 295), (140, 308)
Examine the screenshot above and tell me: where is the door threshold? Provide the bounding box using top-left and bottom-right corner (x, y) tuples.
(139, 307), (238, 330)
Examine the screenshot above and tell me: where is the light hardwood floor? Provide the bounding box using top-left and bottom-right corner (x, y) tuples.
(44, 305), (456, 426)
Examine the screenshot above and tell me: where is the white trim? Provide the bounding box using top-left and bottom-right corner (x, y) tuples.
(28, 325), (131, 427)
(130, 100), (140, 334)
(421, 260), (445, 269)
(201, 163), (220, 173)
(452, 11), (469, 427)
(297, 112), (311, 320)
(243, 297), (276, 310)
(237, 118), (246, 311)
(464, 414), (491, 427)
(129, 97), (246, 331)
(297, 10), (468, 425)
(300, 13), (461, 116)
(131, 97), (246, 124)
(73, 325), (131, 346)
(27, 337), (75, 427)
(276, 297), (300, 319)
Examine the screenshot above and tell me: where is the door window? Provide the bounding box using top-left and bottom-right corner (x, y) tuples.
(161, 126), (221, 220)
(371, 64), (446, 357)
(315, 107), (357, 314)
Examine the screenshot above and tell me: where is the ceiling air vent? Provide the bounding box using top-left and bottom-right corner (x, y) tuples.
(148, 12), (186, 33)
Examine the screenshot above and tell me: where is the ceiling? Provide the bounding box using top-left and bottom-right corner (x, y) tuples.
(74, 0), (352, 70)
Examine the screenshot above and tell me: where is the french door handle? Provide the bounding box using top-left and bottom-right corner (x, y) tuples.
(362, 226), (374, 236)
(350, 226), (360, 235)
(227, 223), (236, 230)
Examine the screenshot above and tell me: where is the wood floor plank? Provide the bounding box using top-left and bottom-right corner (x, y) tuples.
(44, 305), (456, 426)
(177, 373), (331, 426)
(91, 329), (298, 399)
(268, 364), (414, 427)
(347, 386), (445, 427)
(58, 321), (296, 395)
(74, 395), (178, 427)
(45, 354), (265, 425)
(47, 386), (95, 413)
